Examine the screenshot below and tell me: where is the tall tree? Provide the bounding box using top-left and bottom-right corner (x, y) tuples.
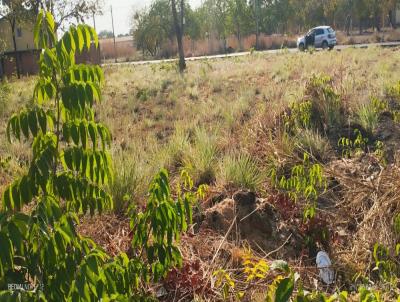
(132, 0), (173, 57)
(253, 0), (260, 49)
(28, 0), (103, 31)
(227, 0), (253, 50)
(215, 0), (230, 51)
(171, 0), (186, 72)
(384, 0), (399, 28)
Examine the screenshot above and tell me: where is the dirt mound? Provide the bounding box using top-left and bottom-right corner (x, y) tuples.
(200, 191), (298, 258)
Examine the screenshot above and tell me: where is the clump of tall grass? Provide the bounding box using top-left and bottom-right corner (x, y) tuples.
(0, 81), (11, 117)
(136, 86), (158, 102)
(109, 151), (144, 214)
(154, 126), (190, 171)
(183, 127), (219, 185)
(218, 152), (264, 191)
(220, 92), (251, 131)
(304, 74), (344, 132)
(357, 98), (388, 134)
(294, 129), (333, 162)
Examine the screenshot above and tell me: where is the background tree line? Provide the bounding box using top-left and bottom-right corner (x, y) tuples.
(132, 0), (400, 56)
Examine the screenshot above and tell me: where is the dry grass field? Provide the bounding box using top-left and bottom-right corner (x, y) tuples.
(1, 47), (400, 300)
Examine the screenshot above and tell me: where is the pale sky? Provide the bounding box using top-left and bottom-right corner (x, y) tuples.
(93, 0), (202, 36)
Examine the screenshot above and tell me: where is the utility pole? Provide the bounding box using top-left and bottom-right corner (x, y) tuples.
(111, 5), (117, 63)
(93, 12), (101, 64)
(254, 0), (260, 50)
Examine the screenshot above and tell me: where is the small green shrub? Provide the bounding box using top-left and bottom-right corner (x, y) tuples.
(304, 74), (344, 132)
(271, 153), (327, 220)
(373, 243), (399, 285)
(338, 129), (368, 158)
(374, 140), (387, 165)
(218, 153), (264, 191)
(284, 100), (313, 132)
(136, 87), (157, 101)
(0, 11), (195, 300)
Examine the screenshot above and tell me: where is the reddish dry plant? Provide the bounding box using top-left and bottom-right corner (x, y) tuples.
(162, 260), (212, 301)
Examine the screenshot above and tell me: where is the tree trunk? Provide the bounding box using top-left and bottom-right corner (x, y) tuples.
(11, 19), (21, 79)
(374, 11), (380, 32)
(171, 0), (186, 72)
(236, 23), (242, 50)
(0, 56), (4, 81)
(389, 10), (396, 29)
(254, 0), (260, 50)
(223, 36), (227, 53)
(345, 15), (351, 36)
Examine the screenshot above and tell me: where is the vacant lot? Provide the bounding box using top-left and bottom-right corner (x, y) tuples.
(1, 47), (400, 300)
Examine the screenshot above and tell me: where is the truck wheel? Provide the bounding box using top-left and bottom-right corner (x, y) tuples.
(299, 43), (305, 51)
(322, 41), (329, 50)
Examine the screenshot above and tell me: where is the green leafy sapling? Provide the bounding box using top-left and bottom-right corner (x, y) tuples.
(0, 10), (195, 301)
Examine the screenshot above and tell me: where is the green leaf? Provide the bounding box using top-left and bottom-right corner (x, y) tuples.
(20, 112), (30, 139)
(3, 187), (13, 210)
(83, 26), (92, 48)
(19, 176), (32, 205)
(75, 26), (85, 52)
(45, 11), (55, 32)
(90, 27), (99, 48)
(34, 10), (44, 47)
(35, 110), (45, 134)
(71, 123), (80, 145)
(275, 274), (294, 302)
(0, 232), (14, 274)
(11, 182), (22, 211)
(8, 222), (23, 253)
(28, 110), (39, 137)
(88, 122), (97, 149)
(80, 121), (88, 149)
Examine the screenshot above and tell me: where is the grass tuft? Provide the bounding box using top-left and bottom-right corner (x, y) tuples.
(0, 81), (11, 117)
(294, 129), (333, 162)
(218, 152), (264, 191)
(110, 151), (144, 214)
(183, 127), (219, 185)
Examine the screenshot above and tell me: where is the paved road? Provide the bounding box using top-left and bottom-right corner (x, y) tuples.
(104, 41), (400, 67)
